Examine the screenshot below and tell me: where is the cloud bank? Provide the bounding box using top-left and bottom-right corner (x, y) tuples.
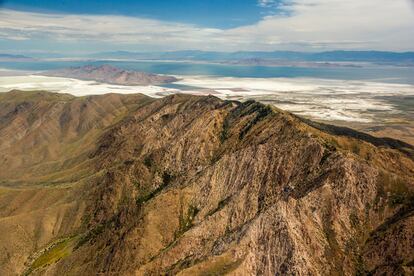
(0, 0), (413, 52)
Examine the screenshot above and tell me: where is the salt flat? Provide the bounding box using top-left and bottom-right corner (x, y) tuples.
(1, 73), (414, 123)
(172, 76), (414, 123)
(0, 75), (178, 97)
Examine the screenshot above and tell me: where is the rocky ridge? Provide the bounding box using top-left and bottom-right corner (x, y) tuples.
(0, 90), (413, 275)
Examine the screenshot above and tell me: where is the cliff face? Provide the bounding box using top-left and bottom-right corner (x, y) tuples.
(0, 91), (413, 275)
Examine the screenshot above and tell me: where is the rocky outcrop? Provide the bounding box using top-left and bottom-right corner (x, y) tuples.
(0, 91), (413, 275)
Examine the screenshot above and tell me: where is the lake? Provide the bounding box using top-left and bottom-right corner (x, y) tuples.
(1, 60), (414, 85)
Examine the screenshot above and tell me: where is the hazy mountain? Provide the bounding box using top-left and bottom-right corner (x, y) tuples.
(0, 53), (34, 61)
(41, 65), (178, 85)
(308, 51), (414, 62)
(89, 50), (414, 63)
(3, 50), (413, 64)
(0, 90), (413, 275)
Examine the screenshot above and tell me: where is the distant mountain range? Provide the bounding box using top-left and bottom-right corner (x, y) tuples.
(88, 50), (414, 63)
(0, 53), (34, 61)
(1, 51), (414, 64)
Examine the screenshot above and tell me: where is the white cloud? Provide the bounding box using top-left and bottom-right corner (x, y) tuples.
(231, 0), (414, 51)
(0, 0), (414, 52)
(0, 9), (222, 47)
(258, 0), (278, 8)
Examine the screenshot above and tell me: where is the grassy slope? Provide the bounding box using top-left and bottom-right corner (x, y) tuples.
(0, 90), (153, 275)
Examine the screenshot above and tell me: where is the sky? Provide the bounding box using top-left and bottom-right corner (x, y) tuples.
(0, 0), (414, 54)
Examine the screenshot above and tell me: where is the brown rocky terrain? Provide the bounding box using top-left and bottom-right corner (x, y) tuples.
(0, 90), (413, 275)
(41, 65), (178, 85)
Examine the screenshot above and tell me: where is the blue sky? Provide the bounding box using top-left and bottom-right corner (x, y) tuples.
(1, 0), (278, 28)
(0, 0), (414, 54)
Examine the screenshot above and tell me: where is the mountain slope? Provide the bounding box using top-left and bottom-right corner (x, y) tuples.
(0, 91), (413, 275)
(0, 90), (153, 275)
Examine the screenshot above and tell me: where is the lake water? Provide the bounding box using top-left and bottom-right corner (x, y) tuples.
(1, 60), (414, 85)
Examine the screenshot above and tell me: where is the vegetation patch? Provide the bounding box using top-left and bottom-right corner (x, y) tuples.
(143, 155), (154, 168)
(302, 118), (414, 159)
(176, 205), (200, 238)
(365, 201), (414, 244)
(207, 197), (231, 217)
(123, 159), (134, 166)
(136, 171), (174, 205)
(291, 171), (330, 199)
(350, 141), (361, 155)
(220, 100), (272, 142)
(151, 204), (200, 263)
(132, 179), (141, 190)
(165, 255), (201, 275)
(349, 212), (360, 228)
(196, 256), (243, 276)
(75, 224), (105, 249)
(322, 201), (344, 275)
(171, 253), (244, 276)
(220, 118), (231, 143)
(239, 104), (272, 139)
(376, 171), (412, 208)
(25, 236), (77, 275)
